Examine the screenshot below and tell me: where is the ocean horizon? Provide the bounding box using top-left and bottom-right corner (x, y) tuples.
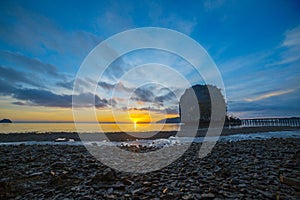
(0, 122), (181, 134)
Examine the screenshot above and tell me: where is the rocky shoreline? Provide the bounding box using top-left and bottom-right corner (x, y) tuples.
(1, 138), (299, 199)
(0, 126), (299, 142)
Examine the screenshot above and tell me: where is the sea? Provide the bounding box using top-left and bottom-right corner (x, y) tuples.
(0, 122), (300, 148)
(0, 122), (180, 134)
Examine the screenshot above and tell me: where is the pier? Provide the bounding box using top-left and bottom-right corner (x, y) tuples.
(240, 117), (300, 127)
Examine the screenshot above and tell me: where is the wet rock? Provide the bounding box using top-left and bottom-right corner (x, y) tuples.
(280, 176), (300, 189)
(51, 162), (65, 169)
(182, 194), (193, 199)
(238, 183), (247, 188)
(91, 168), (116, 183)
(201, 193), (215, 198)
(131, 188), (142, 195)
(255, 189), (274, 199)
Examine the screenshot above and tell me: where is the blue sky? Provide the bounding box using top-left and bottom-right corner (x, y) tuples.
(0, 0), (300, 121)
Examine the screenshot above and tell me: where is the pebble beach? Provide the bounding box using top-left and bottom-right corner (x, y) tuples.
(1, 136), (299, 199)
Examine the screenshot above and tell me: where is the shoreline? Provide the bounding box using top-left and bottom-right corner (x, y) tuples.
(0, 126), (299, 143)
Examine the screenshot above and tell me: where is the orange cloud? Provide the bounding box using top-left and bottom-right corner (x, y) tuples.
(244, 89), (294, 102)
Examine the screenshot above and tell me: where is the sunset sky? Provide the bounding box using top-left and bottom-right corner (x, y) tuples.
(0, 0), (300, 122)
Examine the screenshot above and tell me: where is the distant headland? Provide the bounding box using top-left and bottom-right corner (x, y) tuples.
(0, 119), (12, 123)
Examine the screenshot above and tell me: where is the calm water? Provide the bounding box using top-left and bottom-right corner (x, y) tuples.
(0, 123), (180, 134)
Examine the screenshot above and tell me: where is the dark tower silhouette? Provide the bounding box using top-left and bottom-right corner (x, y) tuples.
(179, 84), (240, 127)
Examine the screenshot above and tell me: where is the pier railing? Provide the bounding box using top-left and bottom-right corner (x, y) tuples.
(239, 118), (300, 128)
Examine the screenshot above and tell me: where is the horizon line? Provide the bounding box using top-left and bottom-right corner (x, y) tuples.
(5, 116), (300, 123)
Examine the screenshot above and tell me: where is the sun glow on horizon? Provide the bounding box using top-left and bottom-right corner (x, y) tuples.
(0, 99), (179, 123)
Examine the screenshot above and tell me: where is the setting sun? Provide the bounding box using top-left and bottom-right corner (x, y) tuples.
(129, 112), (152, 124)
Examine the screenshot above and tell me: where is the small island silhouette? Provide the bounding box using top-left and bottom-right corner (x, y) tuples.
(0, 118), (12, 123)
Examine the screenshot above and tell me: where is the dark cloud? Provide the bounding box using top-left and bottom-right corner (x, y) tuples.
(71, 77), (98, 93)
(98, 81), (115, 90)
(127, 106), (179, 115)
(0, 78), (112, 108)
(115, 82), (132, 93)
(0, 51), (71, 91)
(132, 86), (178, 106)
(155, 91), (177, 103)
(0, 78), (15, 95)
(98, 81), (132, 92)
(133, 87), (155, 102)
(75, 78), (95, 92)
(12, 102), (27, 106)
(228, 89), (300, 117)
(97, 81), (179, 109)
(12, 88), (72, 107)
(0, 65), (41, 88)
(0, 50), (62, 78)
(96, 97), (117, 108)
(56, 80), (74, 90)
(74, 92), (113, 108)
(165, 107), (179, 114)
